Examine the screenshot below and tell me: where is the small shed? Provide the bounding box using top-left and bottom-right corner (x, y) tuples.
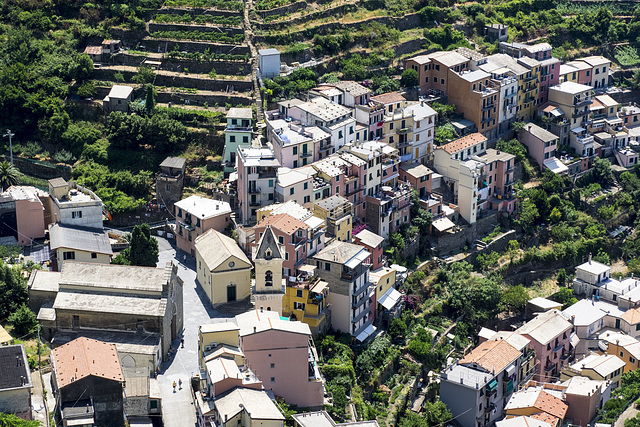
(103, 85), (134, 113)
(259, 48), (281, 79)
(84, 46), (103, 63)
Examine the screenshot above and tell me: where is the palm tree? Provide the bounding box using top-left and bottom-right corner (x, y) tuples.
(0, 161), (20, 191)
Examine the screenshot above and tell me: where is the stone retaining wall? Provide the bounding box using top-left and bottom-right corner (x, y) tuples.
(93, 68), (253, 91)
(141, 38), (251, 55)
(148, 22), (244, 35)
(157, 7), (242, 17)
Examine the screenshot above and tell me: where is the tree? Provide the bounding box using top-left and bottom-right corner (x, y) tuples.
(399, 402), (451, 426)
(132, 66), (156, 85)
(591, 158), (613, 185)
(502, 285), (529, 313)
(551, 287), (577, 308)
(73, 53), (94, 81)
(8, 304), (37, 336)
(145, 84), (156, 114)
(519, 199), (540, 230)
(0, 262), (28, 319)
(390, 233), (405, 250)
(77, 81), (96, 98)
(549, 207), (562, 224)
(0, 162), (21, 191)
(401, 69), (419, 87)
(113, 224), (159, 267)
(512, 121), (527, 133)
(0, 413), (41, 426)
(556, 268), (567, 286)
(435, 123), (457, 144)
(388, 317), (407, 339)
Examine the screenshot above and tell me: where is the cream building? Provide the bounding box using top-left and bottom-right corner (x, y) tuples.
(48, 223), (112, 271)
(195, 229), (252, 306)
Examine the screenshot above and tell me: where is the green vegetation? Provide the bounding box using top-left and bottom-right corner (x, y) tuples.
(599, 370), (640, 423)
(151, 30), (244, 44)
(0, 413), (41, 426)
(8, 305), (38, 336)
(113, 224), (159, 267)
(154, 13), (243, 26)
(164, 0), (243, 11)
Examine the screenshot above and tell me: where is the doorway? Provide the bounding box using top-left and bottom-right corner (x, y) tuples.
(227, 284), (237, 302)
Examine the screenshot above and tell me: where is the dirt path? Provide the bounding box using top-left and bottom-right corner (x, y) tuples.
(615, 404), (639, 427)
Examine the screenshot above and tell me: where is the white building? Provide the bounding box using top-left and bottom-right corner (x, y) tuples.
(404, 101), (437, 164)
(237, 146), (281, 225)
(294, 99), (356, 151)
(48, 178), (104, 229)
(258, 48), (281, 79)
(102, 85), (133, 113)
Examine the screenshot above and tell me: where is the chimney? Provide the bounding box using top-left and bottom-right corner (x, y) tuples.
(253, 326), (256, 333)
(589, 252), (592, 264)
(16, 356), (21, 367)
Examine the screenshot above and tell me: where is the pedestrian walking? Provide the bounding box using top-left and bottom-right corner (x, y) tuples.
(173, 381), (176, 392)
(179, 378), (182, 390)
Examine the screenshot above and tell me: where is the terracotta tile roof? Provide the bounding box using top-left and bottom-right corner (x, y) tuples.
(534, 391), (568, 419)
(459, 340), (521, 374)
(440, 133), (488, 154)
(370, 92), (406, 105)
(623, 307), (640, 325)
(257, 213), (307, 235)
(530, 412), (560, 427)
(52, 337), (123, 389)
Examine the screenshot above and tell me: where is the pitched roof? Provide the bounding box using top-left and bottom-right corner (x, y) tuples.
(0, 344), (32, 391)
(254, 225), (283, 261)
(234, 309), (312, 336)
(52, 337), (124, 389)
(525, 123), (558, 143)
(459, 340), (521, 374)
(516, 309), (572, 345)
(400, 162), (433, 179)
(370, 92), (406, 105)
(314, 240), (370, 265)
(174, 195), (231, 220)
(159, 156), (186, 169)
(623, 307), (640, 324)
(214, 387), (284, 421)
(257, 213), (307, 235)
(573, 354), (626, 378)
(195, 229), (251, 271)
(440, 133), (488, 154)
(49, 223), (113, 255)
(496, 416), (552, 427)
(226, 107), (252, 120)
(354, 229), (384, 249)
(534, 390), (568, 419)
(506, 389), (568, 421)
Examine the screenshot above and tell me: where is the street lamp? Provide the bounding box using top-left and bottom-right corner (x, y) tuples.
(2, 129), (14, 165)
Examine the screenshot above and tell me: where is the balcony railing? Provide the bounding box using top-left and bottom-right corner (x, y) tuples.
(574, 98), (592, 107)
(523, 74), (537, 82)
(248, 187), (261, 194)
(396, 127), (412, 134)
(252, 284), (286, 295)
(482, 103), (495, 111)
(352, 305), (370, 322)
(318, 144), (333, 152)
(504, 92), (517, 99)
(482, 116), (494, 124)
(249, 200), (261, 207)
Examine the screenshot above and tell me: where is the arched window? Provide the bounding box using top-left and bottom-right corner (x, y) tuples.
(265, 270), (273, 287)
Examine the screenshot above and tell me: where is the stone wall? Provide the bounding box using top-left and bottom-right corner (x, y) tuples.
(158, 7), (241, 18)
(0, 386), (31, 417)
(256, 0), (307, 18)
(253, 3), (358, 31)
(108, 53), (251, 75)
(148, 22), (244, 35)
(463, 229), (517, 265)
(141, 38), (251, 55)
(93, 68), (253, 91)
(12, 156), (72, 180)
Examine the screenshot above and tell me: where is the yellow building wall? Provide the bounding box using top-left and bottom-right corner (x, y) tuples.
(335, 215), (352, 242)
(283, 287), (324, 330)
(199, 329), (240, 369)
(56, 248), (111, 271)
(604, 344), (640, 373)
(376, 269), (396, 297)
(196, 253), (252, 306)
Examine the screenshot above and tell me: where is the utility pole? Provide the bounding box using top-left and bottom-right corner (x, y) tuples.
(3, 129), (14, 165)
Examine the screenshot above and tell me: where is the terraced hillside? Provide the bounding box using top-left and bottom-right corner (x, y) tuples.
(93, 0), (255, 109)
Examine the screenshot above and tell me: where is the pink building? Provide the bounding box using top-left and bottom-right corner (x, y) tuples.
(520, 123), (560, 170)
(560, 61), (592, 86)
(174, 195), (231, 256)
(399, 163), (433, 198)
(353, 229), (385, 271)
(354, 100), (385, 141)
(254, 213), (309, 278)
(236, 310), (324, 408)
(0, 186), (47, 246)
(515, 309), (575, 382)
(266, 117), (332, 168)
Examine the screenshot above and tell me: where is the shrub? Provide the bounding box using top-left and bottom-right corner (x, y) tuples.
(8, 304), (38, 336)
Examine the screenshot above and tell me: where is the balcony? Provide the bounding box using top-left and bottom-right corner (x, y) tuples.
(574, 97), (592, 108)
(249, 200), (261, 207)
(258, 170), (277, 179)
(300, 151), (312, 158)
(345, 186), (363, 197)
(352, 279), (371, 296)
(504, 92), (517, 99)
(345, 174), (358, 185)
(318, 144), (333, 152)
(352, 305), (370, 322)
(482, 103), (495, 111)
(248, 187), (261, 194)
(396, 127), (412, 134)
(576, 135), (594, 145)
(225, 125), (252, 132)
(573, 109), (590, 118)
(523, 74), (537, 82)
(178, 221), (195, 232)
(544, 363), (556, 373)
(481, 116), (494, 124)
(560, 352), (571, 361)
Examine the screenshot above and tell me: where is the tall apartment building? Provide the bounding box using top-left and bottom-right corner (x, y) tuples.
(237, 146), (281, 225)
(404, 51), (470, 97)
(223, 108), (253, 173)
(403, 102), (437, 163)
(579, 56), (611, 89)
(520, 123), (560, 170)
(312, 241), (374, 341)
(448, 69), (500, 141)
(515, 309), (575, 382)
(440, 339), (528, 426)
(548, 82), (595, 157)
(364, 184), (412, 240)
(266, 117), (331, 168)
(289, 98), (356, 151)
(312, 195), (353, 242)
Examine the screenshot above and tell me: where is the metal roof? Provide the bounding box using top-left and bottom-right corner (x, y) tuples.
(49, 223), (113, 255)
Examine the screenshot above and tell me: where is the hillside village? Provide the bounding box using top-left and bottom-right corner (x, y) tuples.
(5, 0), (640, 425)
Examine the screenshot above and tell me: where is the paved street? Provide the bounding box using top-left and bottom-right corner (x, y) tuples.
(154, 237), (247, 427)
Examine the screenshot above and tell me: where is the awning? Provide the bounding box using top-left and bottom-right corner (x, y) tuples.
(505, 364), (516, 377)
(299, 265), (316, 274)
(378, 287), (402, 310)
(355, 324), (377, 342)
(486, 379), (498, 392)
(311, 281), (328, 294)
(570, 332), (580, 348)
(345, 250), (370, 269)
(432, 217), (455, 232)
(67, 418), (95, 426)
(550, 108), (564, 117)
(571, 127), (586, 134)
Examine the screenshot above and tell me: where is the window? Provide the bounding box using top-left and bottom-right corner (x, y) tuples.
(339, 130), (344, 139)
(91, 252), (97, 259)
(296, 289), (303, 298)
(269, 179), (274, 188)
(270, 363), (275, 369)
(294, 302), (305, 310)
(63, 251), (75, 260)
(165, 183), (171, 192)
(441, 78), (445, 85)
(293, 146), (298, 155)
(389, 122), (394, 130)
(621, 351), (625, 357)
(349, 126), (354, 135)
(265, 270), (273, 286)
(71, 211), (82, 219)
(325, 262), (331, 271)
(270, 377), (276, 383)
(150, 400), (158, 410)
(290, 188), (294, 195)
(278, 236), (284, 244)
(230, 135), (236, 143)
(243, 136), (249, 143)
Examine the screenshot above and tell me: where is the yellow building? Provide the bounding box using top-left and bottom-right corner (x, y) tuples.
(282, 265), (330, 335)
(515, 57), (540, 122)
(198, 322), (242, 370)
(561, 353), (625, 389)
(312, 195), (353, 242)
(195, 229), (252, 306)
(598, 331), (640, 373)
(48, 223), (112, 271)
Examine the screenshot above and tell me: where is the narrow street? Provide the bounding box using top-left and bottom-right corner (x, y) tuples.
(154, 236), (247, 427)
